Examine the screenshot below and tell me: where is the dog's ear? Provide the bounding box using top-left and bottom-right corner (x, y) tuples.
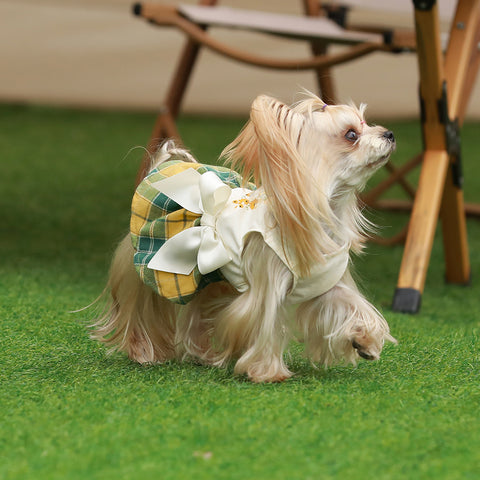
(231, 95), (306, 185)
(222, 95), (336, 276)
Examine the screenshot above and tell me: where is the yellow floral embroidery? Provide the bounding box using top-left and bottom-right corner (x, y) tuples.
(233, 197), (258, 210)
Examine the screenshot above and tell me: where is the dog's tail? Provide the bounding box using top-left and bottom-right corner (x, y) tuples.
(90, 234), (177, 363)
(90, 140), (195, 362)
(148, 140), (198, 172)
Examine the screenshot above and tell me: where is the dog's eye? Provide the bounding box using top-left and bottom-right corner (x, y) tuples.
(345, 129), (358, 142)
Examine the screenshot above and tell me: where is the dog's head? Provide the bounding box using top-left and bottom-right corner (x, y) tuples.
(292, 95), (395, 191)
(222, 92), (395, 274)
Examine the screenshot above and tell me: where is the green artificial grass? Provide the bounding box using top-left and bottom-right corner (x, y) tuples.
(1, 104), (479, 480)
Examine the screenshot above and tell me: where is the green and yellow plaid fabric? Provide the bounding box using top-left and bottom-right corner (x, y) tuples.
(131, 160), (247, 304)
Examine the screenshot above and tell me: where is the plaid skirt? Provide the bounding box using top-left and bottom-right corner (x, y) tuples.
(130, 160), (248, 304)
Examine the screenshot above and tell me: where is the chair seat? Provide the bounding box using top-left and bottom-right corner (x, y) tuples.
(178, 4), (384, 44)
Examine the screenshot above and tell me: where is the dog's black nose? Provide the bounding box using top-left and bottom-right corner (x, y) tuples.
(383, 130), (395, 142)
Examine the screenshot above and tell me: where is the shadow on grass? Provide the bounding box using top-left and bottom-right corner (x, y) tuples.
(77, 340), (401, 391)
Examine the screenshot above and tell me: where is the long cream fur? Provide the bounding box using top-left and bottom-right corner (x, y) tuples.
(91, 91), (396, 382)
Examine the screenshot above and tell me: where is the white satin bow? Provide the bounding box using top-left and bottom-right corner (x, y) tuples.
(147, 168), (233, 275)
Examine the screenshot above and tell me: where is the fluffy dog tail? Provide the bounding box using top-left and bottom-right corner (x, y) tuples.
(90, 141), (194, 363)
(91, 234), (177, 363)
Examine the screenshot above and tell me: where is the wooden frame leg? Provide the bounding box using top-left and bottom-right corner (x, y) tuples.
(309, 43), (337, 104)
(393, 151), (450, 312)
(135, 0), (217, 186)
(392, 0), (477, 313)
(362, 154), (421, 207)
(440, 0), (480, 285)
(134, 108), (181, 186)
(302, 0), (336, 103)
(134, 34), (202, 186)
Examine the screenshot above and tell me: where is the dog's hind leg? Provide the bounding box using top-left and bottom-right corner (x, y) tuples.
(213, 233), (295, 383)
(175, 282), (239, 364)
(296, 269), (395, 367)
(91, 234), (177, 364)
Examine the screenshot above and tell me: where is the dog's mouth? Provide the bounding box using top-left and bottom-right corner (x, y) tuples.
(368, 155), (390, 168)
(368, 140), (396, 168)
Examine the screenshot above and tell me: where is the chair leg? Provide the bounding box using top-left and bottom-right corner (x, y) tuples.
(392, 2), (452, 313)
(441, 169), (471, 285)
(456, 18), (480, 121)
(311, 45), (337, 104)
(392, 150), (449, 313)
(439, 0), (480, 285)
(134, 109), (181, 187)
(135, 0), (218, 186)
(392, 0), (477, 312)
(302, 0), (336, 103)
(361, 154), (421, 207)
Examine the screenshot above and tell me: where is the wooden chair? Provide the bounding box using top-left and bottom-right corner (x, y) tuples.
(132, 0), (416, 183)
(132, 0), (479, 313)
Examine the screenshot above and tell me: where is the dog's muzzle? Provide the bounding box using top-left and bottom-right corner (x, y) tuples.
(383, 130), (395, 143)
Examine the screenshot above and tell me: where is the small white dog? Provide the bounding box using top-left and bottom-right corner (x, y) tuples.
(92, 92), (396, 382)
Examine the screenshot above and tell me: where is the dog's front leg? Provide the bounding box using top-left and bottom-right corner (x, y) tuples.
(216, 233), (294, 382)
(297, 269), (395, 367)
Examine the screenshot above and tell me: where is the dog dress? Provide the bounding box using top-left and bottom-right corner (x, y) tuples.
(131, 160), (350, 304)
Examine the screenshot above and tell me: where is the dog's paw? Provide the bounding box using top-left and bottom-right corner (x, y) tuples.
(235, 359), (293, 383)
(352, 339), (378, 361)
(351, 326), (385, 361)
(249, 372), (292, 383)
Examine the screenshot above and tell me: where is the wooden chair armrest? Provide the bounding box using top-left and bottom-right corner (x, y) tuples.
(133, 2), (389, 70)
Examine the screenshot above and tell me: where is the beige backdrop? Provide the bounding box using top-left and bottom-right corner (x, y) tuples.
(2, 0), (479, 119)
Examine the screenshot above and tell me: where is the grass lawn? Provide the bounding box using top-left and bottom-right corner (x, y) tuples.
(1, 103), (479, 479)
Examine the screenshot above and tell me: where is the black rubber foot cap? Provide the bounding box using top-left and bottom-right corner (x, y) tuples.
(132, 3), (142, 16)
(392, 288), (422, 314)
